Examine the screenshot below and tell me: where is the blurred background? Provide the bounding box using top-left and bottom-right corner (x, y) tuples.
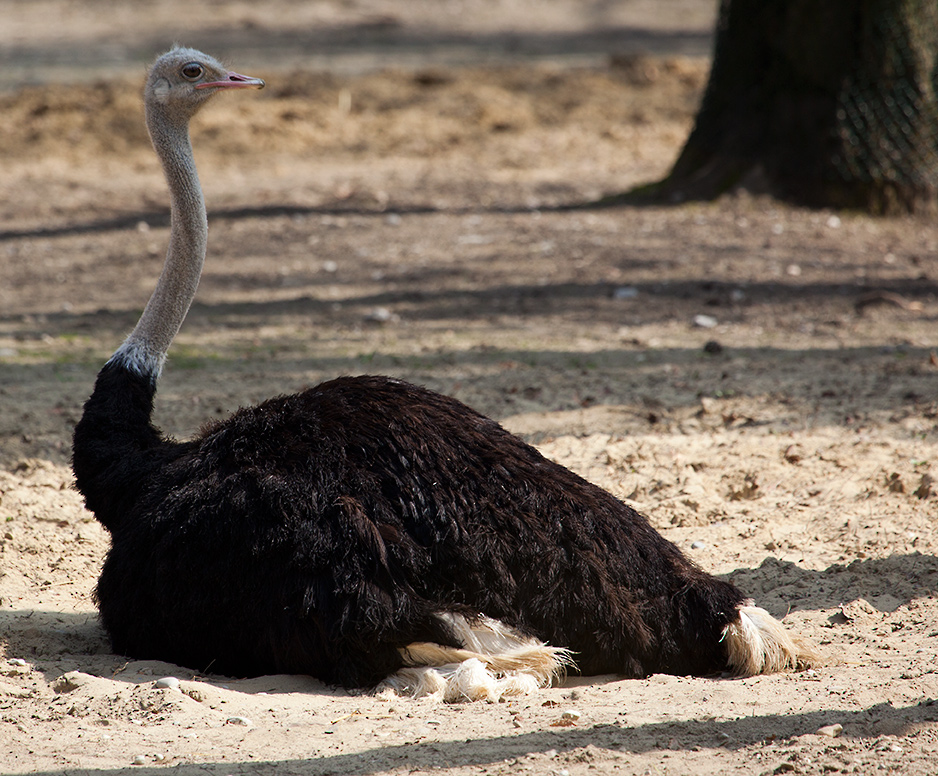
(1, 0), (717, 87)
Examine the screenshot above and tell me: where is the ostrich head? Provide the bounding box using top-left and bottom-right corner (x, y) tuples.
(145, 46), (265, 124)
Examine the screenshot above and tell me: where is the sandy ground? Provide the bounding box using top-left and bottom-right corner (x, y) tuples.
(2, 2), (938, 774)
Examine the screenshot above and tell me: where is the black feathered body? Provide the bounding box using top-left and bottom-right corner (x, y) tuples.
(74, 366), (745, 687)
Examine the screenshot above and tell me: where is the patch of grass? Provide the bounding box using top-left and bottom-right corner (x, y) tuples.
(166, 344), (224, 370)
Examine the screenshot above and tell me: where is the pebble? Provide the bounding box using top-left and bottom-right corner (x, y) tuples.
(693, 314), (718, 329)
(155, 676), (180, 690)
(8, 658), (27, 667)
(612, 286), (639, 300)
(226, 716), (252, 726)
(826, 215), (842, 229)
(691, 541), (706, 550)
(560, 709), (581, 721)
(364, 307), (397, 323)
(183, 687), (206, 703)
(132, 755), (147, 766)
(458, 234), (489, 245)
(816, 723), (843, 738)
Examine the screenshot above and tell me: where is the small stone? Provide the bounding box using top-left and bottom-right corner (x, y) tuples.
(914, 473), (934, 500)
(693, 314), (718, 329)
(458, 234), (489, 245)
(691, 541), (706, 550)
(815, 723), (843, 738)
(613, 286), (639, 300)
(560, 709), (581, 721)
(826, 215), (842, 228)
(53, 673), (83, 694)
(226, 716), (252, 727)
(8, 658), (27, 667)
(132, 755), (147, 765)
(703, 339), (723, 354)
(182, 687), (206, 703)
(155, 676), (180, 690)
(886, 472), (904, 493)
(364, 307), (397, 324)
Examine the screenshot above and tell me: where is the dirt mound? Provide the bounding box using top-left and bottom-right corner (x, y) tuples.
(0, 57), (708, 165)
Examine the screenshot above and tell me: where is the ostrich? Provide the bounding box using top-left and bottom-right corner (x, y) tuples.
(73, 47), (814, 701)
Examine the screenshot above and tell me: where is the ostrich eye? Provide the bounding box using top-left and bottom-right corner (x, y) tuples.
(181, 63), (204, 81)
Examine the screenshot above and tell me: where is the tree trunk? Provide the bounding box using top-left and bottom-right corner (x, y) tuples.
(646, 0), (938, 214)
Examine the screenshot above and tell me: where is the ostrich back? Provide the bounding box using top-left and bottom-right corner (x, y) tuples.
(78, 370), (744, 686)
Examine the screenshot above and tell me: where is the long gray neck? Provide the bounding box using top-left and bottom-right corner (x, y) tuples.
(109, 104), (206, 382)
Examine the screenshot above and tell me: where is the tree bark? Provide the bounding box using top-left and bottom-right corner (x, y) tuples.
(644, 0), (938, 214)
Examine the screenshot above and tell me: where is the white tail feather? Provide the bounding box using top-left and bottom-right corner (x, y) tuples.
(378, 614), (572, 702)
(722, 603), (818, 675)
(380, 604), (815, 701)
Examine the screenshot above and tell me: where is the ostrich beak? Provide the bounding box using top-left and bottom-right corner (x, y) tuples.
(195, 71), (265, 90)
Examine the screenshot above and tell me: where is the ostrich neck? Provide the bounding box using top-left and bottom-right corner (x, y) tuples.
(110, 108), (207, 382)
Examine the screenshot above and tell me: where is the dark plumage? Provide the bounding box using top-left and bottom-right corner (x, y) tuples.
(73, 48), (812, 699)
(76, 367), (749, 686)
